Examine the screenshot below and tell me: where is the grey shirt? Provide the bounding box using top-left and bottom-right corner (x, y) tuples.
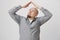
(8, 5), (53, 40)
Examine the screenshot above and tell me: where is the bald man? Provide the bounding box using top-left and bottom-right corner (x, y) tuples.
(8, 1), (53, 40)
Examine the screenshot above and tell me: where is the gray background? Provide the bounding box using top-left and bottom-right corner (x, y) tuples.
(0, 0), (60, 40)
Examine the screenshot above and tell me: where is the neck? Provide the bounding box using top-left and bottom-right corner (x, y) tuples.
(28, 17), (35, 20)
(27, 15), (36, 20)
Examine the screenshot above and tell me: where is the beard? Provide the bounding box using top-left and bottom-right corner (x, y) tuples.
(27, 15), (32, 18)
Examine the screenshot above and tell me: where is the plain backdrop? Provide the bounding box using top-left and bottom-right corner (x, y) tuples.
(0, 0), (60, 40)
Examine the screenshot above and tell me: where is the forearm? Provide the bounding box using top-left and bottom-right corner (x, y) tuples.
(38, 7), (53, 25)
(8, 5), (22, 24)
(31, 2), (53, 17)
(8, 1), (31, 13)
(22, 2), (31, 8)
(32, 2), (53, 25)
(8, 5), (22, 14)
(40, 7), (53, 18)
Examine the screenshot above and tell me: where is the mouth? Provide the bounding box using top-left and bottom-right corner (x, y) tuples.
(27, 15), (31, 18)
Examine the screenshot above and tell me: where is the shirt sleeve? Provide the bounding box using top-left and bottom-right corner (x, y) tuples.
(8, 5), (24, 25)
(38, 7), (53, 25)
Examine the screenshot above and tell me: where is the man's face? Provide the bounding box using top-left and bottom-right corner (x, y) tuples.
(27, 8), (38, 18)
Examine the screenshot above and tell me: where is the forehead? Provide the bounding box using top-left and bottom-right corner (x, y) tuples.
(29, 8), (38, 11)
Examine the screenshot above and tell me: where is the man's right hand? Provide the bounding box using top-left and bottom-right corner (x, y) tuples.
(21, 1), (31, 8)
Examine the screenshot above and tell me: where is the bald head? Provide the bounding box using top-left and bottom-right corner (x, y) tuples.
(29, 7), (38, 14)
(27, 7), (38, 18)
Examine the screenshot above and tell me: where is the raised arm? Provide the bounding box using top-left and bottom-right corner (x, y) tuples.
(31, 2), (53, 25)
(38, 7), (53, 25)
(8, 1), (31, 25)
(8, 5), (23, 25)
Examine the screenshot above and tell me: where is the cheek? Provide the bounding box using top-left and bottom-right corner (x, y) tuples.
(28, 12), (31, 15)
(31, 12), (35, 15)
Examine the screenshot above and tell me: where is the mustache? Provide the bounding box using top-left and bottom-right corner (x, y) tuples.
(27, 15), (31, 18)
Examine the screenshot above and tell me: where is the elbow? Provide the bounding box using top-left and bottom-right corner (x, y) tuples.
(50, 13), (53, 17)
(8, 9), (16, 16)
(8, 9), (14, 15)
(8, 9), (12, 14)
(8, 10), (12, 16)
(46, 13), (53, 19)
(48, 13), (53, 19)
